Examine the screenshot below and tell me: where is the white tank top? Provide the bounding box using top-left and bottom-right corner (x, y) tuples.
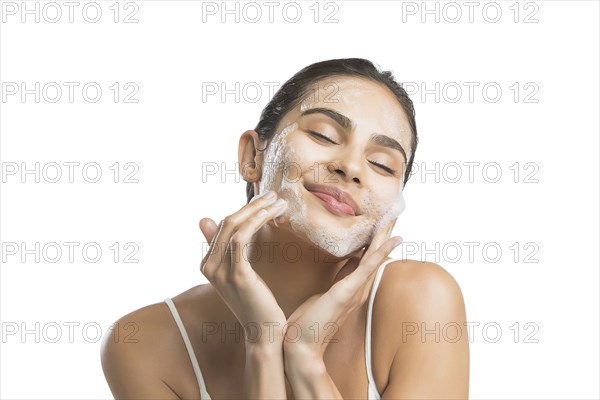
(164, 258), (395, 399)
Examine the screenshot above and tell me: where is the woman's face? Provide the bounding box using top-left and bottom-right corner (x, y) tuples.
(255, 76), (413, 258)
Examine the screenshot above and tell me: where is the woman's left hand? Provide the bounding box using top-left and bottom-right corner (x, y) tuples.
(282, 220), (402, 361)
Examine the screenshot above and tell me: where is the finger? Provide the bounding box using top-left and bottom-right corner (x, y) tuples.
(338, 236), (401, 291)
(219, 191), (279, 240)
(332, 220), (398, 289)
(200, 219), (225, 274)
(199, 217), (219, 242)
(226, 198), (289, 272)
(207, 191), (280, 266)
(358, 236), (403, 281)
(365, 218), (396, 257)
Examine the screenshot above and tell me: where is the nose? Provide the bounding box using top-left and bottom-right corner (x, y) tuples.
(326, 147), (363, 185)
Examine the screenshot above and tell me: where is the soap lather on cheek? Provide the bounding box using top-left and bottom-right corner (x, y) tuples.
(256, 120), (407, 257)
(363, 186), (406, 241)
(257, 122), (299, 197)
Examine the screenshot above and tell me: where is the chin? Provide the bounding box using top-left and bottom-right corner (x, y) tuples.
(276, 179), (374, 258)
(322, 241), (367, 261)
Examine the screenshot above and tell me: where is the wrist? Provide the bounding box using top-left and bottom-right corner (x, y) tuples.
(243, 320), (286, 347)
(283, 343), (325, 377)
(245, 340), (283, 359)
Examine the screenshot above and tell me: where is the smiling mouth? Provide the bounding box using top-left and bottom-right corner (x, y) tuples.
(310, 191), (356, 217)
(301, 183), (359, 217)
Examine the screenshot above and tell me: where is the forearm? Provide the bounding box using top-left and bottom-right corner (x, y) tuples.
(243, 342), (287, 399)
(284, 348), (343, 399)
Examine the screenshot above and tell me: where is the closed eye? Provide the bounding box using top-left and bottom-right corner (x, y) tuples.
(308, 130), (339, 145)
(369, 160), (397, 175)
(309, 130), (397, 176)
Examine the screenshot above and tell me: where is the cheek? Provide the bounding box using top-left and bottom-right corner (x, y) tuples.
(378, 193), (400, 210)
(279, 136), (329, 178)
(363, 185), (405, 219)
(384, 189), (406, 218)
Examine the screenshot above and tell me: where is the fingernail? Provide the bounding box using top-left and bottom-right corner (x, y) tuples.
(250, 191), (276, 203)
(274, 198), (287, 208)
(393, 237), (403, 246)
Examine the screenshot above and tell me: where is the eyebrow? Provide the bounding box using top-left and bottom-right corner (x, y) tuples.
(300, 107), (408, 162)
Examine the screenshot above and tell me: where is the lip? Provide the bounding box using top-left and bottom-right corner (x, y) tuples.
(304, 182), (361, 217)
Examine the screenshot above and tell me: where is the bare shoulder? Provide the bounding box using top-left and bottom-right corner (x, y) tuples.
(369, 259), (468, 354)
(375, 259), (470, 398)
(376, 258), (468, 342)
(100, 285), (210, 399)
(379, 259), (466, 308)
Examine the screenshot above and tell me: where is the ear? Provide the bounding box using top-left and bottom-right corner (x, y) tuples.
(238, 130), (262, 183)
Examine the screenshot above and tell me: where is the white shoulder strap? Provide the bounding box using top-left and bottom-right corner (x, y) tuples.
(364, 259), (396, 398)
(164, 298), (211, 399)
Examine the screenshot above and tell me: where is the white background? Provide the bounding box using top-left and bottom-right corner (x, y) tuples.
(1, 1), (598, 399)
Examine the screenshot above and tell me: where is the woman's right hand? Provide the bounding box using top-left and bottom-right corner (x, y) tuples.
(199, 191), (288, 347)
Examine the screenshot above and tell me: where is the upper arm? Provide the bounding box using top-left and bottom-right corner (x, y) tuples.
(382, 262), (470, 399)
(100, 313), (182, 400)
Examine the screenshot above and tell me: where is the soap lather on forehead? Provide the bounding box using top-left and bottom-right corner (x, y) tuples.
(298, 78), (413, 163)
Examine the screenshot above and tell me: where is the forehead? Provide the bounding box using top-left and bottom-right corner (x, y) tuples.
(299, 76), (391, 108)
(294, 76), (413, 159)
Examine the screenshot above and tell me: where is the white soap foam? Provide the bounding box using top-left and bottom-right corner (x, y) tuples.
(257, 122), (406, 258)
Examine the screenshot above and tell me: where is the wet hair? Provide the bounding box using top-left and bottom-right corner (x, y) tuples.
(247, 58), (418, 203)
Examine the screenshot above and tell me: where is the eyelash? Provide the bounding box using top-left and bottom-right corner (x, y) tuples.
(308, 130), (397, 175)
(309, 130), (339, 144)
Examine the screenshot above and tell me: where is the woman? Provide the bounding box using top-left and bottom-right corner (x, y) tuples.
(101, 58), (470, 399)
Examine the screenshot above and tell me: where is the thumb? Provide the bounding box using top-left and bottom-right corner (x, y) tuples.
(199, 217), (219, 243)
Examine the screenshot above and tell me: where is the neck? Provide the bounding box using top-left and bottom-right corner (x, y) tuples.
(247, 222), (360, 318)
